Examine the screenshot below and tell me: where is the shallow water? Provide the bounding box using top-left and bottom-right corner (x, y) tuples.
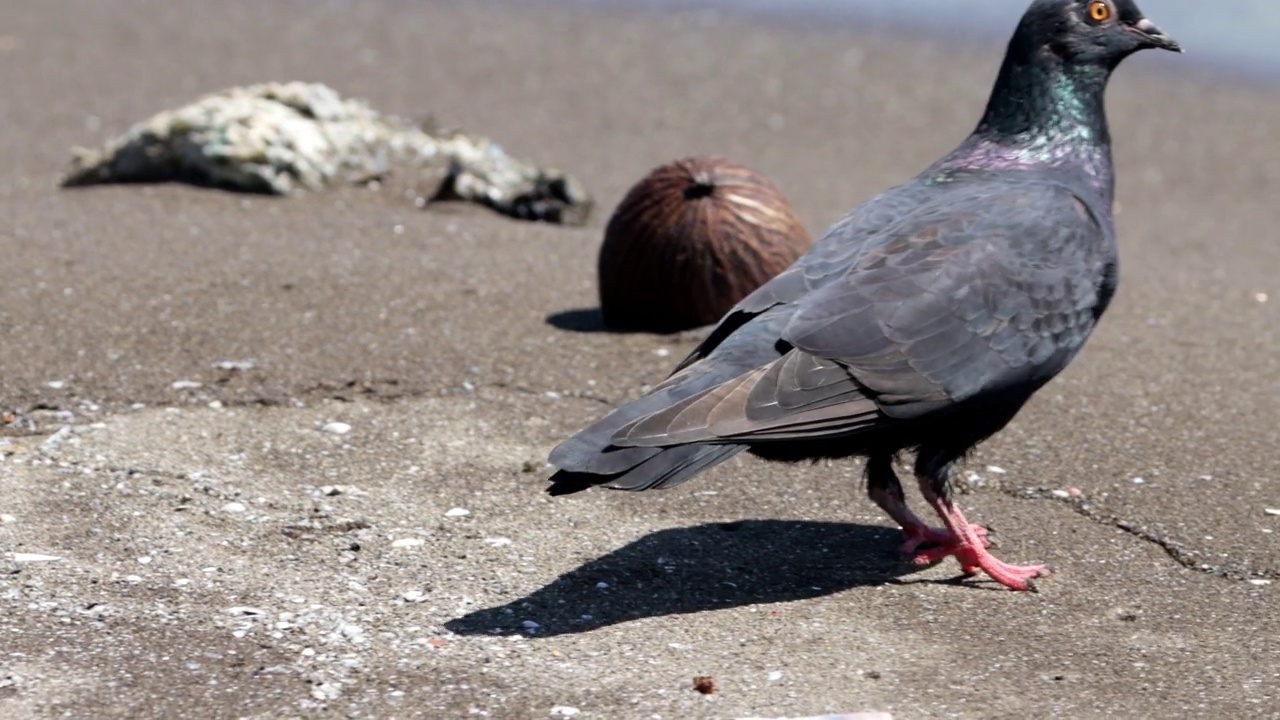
(616, 0), (1280, 82)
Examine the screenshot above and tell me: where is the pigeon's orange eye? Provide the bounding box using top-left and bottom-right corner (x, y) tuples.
(1087, 1), (1111, 22)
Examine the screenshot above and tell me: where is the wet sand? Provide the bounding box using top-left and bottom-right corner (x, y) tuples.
(1, 0), (1279, 717)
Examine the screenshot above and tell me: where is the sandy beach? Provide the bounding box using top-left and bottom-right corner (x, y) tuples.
(1, 0), (1279, 717)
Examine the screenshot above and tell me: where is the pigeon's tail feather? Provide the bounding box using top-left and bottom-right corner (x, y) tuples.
(548, 304), (794, 495)
(548, 443), (746, 495)
(547, 358), (756, 494)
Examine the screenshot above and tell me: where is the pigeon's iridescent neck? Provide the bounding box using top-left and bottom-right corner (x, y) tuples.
(946, 132), (1113, 200)
(934, 53), (1116, 204)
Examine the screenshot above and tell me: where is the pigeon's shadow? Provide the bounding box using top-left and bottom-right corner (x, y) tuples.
(446, 519), (926, 637)
(544, 307), (718, 341)
(545, 307), (615, 333)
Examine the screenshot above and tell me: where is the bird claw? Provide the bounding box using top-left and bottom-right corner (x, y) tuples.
(953, 548), (1052, 591)
(900, 523), (1049, 591)
(900, 523), (991, 562)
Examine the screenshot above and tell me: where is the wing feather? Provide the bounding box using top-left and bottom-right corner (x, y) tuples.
(782, 179), (1111, 418)
(609, 179), (1111, 450)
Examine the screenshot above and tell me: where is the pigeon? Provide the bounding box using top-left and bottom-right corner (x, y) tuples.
(546, 0), (1181, 591)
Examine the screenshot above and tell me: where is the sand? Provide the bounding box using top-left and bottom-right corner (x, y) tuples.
(1, 0), (1279, 717)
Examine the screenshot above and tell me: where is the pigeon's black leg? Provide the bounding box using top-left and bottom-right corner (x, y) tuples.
(865, 454), (988, 565)
(915, 449), (1050, 592)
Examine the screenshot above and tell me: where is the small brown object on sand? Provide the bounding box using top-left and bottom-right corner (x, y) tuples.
(598, 156), (810, 332)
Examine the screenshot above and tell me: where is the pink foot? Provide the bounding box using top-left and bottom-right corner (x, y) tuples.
(949, 544), (1051, 591)
(921, 501), (1052, 591)
(901, 524), (990, 576)
(912, 542), (980, 575)
(900, 523), (989, 558)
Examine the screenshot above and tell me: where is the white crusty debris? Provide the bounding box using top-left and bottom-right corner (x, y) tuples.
(62, 82), (591, 225)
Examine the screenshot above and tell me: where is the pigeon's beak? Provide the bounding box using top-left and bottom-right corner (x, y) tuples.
(1129, 18), (1182, 53)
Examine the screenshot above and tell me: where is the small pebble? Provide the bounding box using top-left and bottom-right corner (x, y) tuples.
(550, 707), (581, 718)
(1256, 292), (1269, 303)
(137, 556), (152, 565)
(986, 465), (1007, 474)
(1265, 508), (1280, 517)
(123, 575), (142, 584)
(391, 538), (424, 549)
(321, 421), (352, 435)
(545, 391), (561, 400)
(1051, 489), (1070, 499)
(223, 502), (247, 513)
(171, 380), (203, 390)
(653, 348), (671, 357)
(522, 620), (540, 630)
(768, 670), (784, 682)
(227, 606), (267, 616)
(1131, 477), (1145, 485)
(312, 683), (342, 701)
(213, 360), (256, 372)
(402, 590), (427, 603)
(12, 553), (62, 563)
(0, 514), (15, 524)
(445, 507), (471, 518)
(1249, 579), (1272, 586)
(46, 380), (66, 390)
(595, 582), (609, 590)
(483, 537), (512, 547)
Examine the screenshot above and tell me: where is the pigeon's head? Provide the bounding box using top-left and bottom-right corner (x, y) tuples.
(1017, 0), (1181, 68)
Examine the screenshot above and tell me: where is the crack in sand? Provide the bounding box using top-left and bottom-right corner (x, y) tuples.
(1007, 487), (1278, 583)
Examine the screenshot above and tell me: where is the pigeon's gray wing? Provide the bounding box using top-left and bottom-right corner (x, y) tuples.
(786, 180), (1112, 418)
(613, 180), (1112, 447)
(669, 187), (921, 374)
